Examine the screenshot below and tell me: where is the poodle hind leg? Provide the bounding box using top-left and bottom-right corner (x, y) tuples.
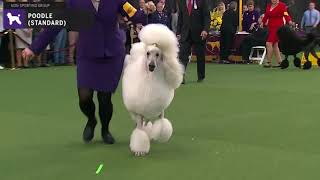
(129, 113), (150, 156)
(151, 111), (173, 143)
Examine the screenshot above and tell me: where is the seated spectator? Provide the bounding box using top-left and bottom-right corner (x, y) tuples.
(149, 1), (170, 28)
(220, 1), (238, 63)
(240, 14), (268, 63)
(301, 1), (320, 33)
(210, 1), (225, 31)
(242, 0), (260, 33)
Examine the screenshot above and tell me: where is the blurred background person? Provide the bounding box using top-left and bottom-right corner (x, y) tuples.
(301, 1), (320, 33)
(287, 0), (299, 24)
(158, 0), (177, 30)
(53, 28), (67, 65)
(242, 0), (260, 32)
(240, 14), (268, 63)
(262, 0), (293, 68)
(15, 29), (33, 68)
(150, 1), (171, 27)
(210, 1), (225, 32)
(243, 4), (248, 13)
(169, 0), (179, 31)
(177, 0), (210, 83)
(220, 1), (238, 64)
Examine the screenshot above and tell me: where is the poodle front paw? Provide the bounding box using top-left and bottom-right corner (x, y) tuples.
(151, 118), (173, 143)
(130, 128), (150, 156)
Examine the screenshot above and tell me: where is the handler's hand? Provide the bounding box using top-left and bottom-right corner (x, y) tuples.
(249, 23), (256, 30)
(22, 48), (35, 62)
(144, 1), (156, 14)
(200, 31), (208, 40)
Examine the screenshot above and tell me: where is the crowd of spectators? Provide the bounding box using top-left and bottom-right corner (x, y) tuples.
(0, 0), (318, 69)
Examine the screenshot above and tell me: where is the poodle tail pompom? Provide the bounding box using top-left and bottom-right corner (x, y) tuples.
(151, 118), (173, 143)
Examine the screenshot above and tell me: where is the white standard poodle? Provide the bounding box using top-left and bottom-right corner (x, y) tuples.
(122, 24), (184, 156)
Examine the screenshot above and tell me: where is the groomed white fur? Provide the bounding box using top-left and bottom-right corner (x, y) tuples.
(151, 118), (173, 142)
(122, 24), (183, 156)
(130, 128), (150, 156)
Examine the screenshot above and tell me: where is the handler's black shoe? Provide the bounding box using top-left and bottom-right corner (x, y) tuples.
(101, 129), (115, 144)
(83, 120), (97, 143)
(197, 79), (204, 83)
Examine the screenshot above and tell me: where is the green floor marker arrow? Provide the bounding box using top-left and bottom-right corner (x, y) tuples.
(96, 164), (104, 174)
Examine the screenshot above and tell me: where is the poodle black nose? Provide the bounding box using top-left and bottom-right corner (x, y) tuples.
(149, 64), (155, 72)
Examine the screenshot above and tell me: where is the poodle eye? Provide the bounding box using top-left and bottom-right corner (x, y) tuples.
(147, 52), (150, 56)
(156, 53), (159, 57)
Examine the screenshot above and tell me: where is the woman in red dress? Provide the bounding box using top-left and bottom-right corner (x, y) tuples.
(262, 0), (293, 67)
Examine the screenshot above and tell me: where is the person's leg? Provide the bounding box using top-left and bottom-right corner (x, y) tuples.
(16, 49), (22, 67)
(53, 31), (63, 65)
(273, 42), (282, 65)
(224, 32), (234, 62)
(240, 37), (252, 63)
(194, 42), (206, 81)
(179, 40), (192, 70)
(78, 88), (96, 142)
(220, 31), (226, 61)
(171, 13), (178, 33)
(97, 91), (115, 144)
(265, 42), (273, 66)
(220, 31), (232, 62)
(179, 39), (192, 83)
(59, 29), (67, 64)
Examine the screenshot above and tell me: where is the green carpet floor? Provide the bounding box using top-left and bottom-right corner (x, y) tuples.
(1, 64), (320, 180)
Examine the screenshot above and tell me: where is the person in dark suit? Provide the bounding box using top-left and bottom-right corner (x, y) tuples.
(177, 0), (210, 83)
(220, 1), (238, 63)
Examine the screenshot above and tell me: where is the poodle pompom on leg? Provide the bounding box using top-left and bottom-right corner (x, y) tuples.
(130, 128), (150, 156)
(151, 118), (173, 143)
(129, 113), (151, 156)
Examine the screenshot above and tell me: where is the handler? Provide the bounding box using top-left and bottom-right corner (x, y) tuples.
(23, 0), (156, 144)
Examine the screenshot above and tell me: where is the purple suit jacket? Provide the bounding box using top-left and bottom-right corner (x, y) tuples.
(30, 0), (146, 59)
